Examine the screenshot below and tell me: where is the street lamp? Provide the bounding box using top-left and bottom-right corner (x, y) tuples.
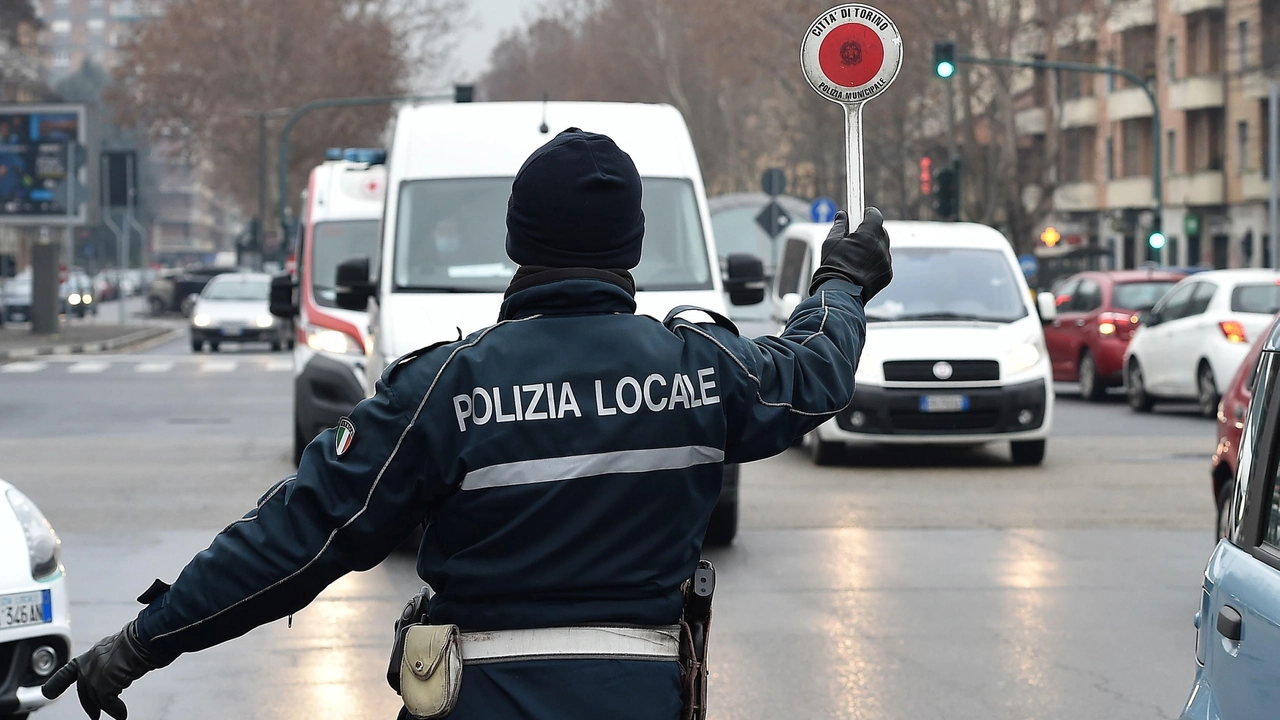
(236, 107), (292, 270)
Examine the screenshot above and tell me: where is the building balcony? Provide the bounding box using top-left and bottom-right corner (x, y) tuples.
(1242, 71), (1274, 101)
(1168, 171), (1225, 206)
(1053, 182), (1099, 211)
(1169, 75), (1225, 111)
(1106, 87), (1155, 121)
(1107, 177), (1155, 208)
(1061, 97), (1099, 128)
(1015, 107), (1048, 136)
(1105, 0), (1155, 34)
(1054, 13), (1096, 46)
(1171, 0), (1223, 14)
(1242, 170), (1272, 202)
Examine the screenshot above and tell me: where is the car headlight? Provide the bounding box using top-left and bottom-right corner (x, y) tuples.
(1007, 341), (1043, 374)
(5, 487), (62, 581)
(67, 293), (81, 306)
(255, 314), (275, 328)
(82, 293), (92, 304)
(306, 328), (361, 355)
(193, 313), (212, 327)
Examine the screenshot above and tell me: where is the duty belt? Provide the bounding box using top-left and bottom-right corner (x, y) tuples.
(459, 625), (682, 664)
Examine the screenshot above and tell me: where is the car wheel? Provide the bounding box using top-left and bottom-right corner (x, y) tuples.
(807, 430), (843, 466)
(703, 498), (738, 547)
(148, 297), (166, 316)
(1197, 363), (1220, 419)
(1010, 439), (1046, 466)
(1126, 359), (1154, 412)
(271, 340), (283, 352)
(1079, 350), (1104, 401)
(209, 341), (220, 352)
(191, 340), (203, 353)
(1217, 480), (1235, 541)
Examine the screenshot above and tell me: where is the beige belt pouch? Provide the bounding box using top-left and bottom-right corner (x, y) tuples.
(400, 624), (462, 719)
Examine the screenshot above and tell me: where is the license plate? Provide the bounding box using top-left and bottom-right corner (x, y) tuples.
(0, 590), (51, 629)
(222, 327), (243, 336)
(920, 394), (968, 413)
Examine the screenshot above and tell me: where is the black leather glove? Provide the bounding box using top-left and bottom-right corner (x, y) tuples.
(808, 207), (892, 301)
(42, 621), (162, 720)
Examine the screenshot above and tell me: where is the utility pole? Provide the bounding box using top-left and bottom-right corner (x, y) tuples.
(1270, 81), (1278, 270)
(237, 108), (291, 271)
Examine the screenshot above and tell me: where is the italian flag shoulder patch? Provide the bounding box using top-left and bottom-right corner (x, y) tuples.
(335, 417), (356, 456)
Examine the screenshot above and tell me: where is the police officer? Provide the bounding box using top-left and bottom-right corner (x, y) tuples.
(42, 128), (891, 720)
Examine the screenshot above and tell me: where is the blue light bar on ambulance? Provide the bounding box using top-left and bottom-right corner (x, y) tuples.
(325, 148), (343, 161)
(342, 148), (387, 165)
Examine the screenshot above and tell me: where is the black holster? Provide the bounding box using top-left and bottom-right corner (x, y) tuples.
(679, 559), (715, 720)
(388, 586), (433, 694)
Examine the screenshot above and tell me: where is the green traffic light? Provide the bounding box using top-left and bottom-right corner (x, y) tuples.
(1148, 231), (1166, 250)
(936, 61), (955, 79)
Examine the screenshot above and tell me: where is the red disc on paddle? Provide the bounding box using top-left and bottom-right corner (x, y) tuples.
(817, 22), (885, 88)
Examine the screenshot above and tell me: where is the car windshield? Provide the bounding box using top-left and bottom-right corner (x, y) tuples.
(864, 247), (1027, 323)
(393, 177), (712, 292)
(203, 278), (269, 301)
(1231, 283), (1280, 314)
(311, 220), (380, 307)
(1112, 281), (1178, 311)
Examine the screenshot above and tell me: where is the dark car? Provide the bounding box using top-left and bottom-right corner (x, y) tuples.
(148, 265), (238, 316)
(1043, 269), (1185, 400)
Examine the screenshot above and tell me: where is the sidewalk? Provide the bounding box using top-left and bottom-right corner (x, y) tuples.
(0, 323), (172, 360)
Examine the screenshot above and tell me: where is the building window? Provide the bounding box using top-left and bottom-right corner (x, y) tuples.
(1238, 21), (1250, 71)
(53, 50), (70, 67)
(1187, 109), (1226, 171)
(87, 19), (105, 34)
(1105, 136), (1115, 179)
(1063, 128), (1097, 182)
(1187, 10), (1225, 75)
(1122, 26), (1157, 86)
(1166, 37), (1176, 82)
(50, 19), (71, 34)
(1167, 129), (1177, 175)
(1239, 121), (1249, 174)
(1122, 119), (1153, 176)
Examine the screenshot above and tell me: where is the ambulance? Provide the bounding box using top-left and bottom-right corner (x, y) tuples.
(287, 149), (387, 465)
(328, 101), (767, 545)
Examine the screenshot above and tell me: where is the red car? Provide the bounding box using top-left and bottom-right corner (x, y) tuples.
(1210, 313), (1280, 538)
(1044, 269), (1186, 400)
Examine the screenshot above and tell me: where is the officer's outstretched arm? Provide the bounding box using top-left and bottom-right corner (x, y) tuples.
(709, 209), (889, 464)
(131, 377), (432, 663)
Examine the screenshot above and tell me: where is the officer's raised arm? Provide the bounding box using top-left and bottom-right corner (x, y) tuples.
(689, 208), (891, 464)
(42, 372), (435, 718)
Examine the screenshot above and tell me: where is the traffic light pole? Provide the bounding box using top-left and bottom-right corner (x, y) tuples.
(952, 54), (1164, 256)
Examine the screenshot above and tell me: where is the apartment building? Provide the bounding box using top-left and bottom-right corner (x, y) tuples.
(34, 0), (165, 81)
(1018, 0), (1278, 270)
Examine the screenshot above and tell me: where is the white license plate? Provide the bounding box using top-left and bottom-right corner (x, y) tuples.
(222, 327), (243, 336)
(0, 589), (51, 629)
(920, 394), (969, 413)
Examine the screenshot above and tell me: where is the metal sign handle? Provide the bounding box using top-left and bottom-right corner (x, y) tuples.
(843, 102), (865, 221)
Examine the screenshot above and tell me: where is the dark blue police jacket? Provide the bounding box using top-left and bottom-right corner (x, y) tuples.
(134, 273), (866, 719)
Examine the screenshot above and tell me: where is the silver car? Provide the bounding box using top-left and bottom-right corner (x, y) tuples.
(189, 272), (293, 352)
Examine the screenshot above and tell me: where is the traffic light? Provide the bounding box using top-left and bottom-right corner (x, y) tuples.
(919, 157), (932, 195)
(933, 167), (955, 219)
(1148, 226), (1166, 250)
(934, 41), (956, 79)
(1040, 226), (1061, 247)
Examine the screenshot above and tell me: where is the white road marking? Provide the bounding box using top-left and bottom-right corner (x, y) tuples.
(200, 361), (237, 373)
(265, 359), (293, 372)
(67, 361), (110, 374)
(1, 361), (47, 373)
(135, 362), (175, 373)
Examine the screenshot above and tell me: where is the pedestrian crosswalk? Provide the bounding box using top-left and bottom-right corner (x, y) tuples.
(0, 356), (296, 376)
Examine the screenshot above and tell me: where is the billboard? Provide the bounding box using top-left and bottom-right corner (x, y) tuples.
(0, 104), (90, 226)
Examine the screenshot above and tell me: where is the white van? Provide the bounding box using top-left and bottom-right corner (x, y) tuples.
(285, 150), (387, 464)
(331, 101), (765, 545)
(770, 221), (1057, 466)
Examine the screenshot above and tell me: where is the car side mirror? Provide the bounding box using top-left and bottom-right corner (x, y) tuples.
(1142, 309), (1161, 326)
(335, 256), (375, 311)
(269, 273), (297, 319)
(1036, 291), (1057, 323)
(724, 253), (766, 306)
(779, 292), (802, 318)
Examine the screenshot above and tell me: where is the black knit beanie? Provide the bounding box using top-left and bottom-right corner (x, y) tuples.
(505, 128), (645, 269)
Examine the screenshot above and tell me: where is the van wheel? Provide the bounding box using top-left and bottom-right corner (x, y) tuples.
(1197, 363), (1220, 419)
(1217, 480), (1235, 540)
(807, 431), (843, 466)
(191, 340), (203, 353)
(703, 499), (738, 547)
(1010, 439), (1046, 466)
(1078, 350), (1104, 401)
(271, 340), (283, 352)
(1126, 359), (1154, 412)
(209, 341), (220, 352)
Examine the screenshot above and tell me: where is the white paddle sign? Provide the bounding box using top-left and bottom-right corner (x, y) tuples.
(800, 4), (903, 220)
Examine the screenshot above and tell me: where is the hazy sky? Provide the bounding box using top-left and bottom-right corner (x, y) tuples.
(451, 0), (547, 81)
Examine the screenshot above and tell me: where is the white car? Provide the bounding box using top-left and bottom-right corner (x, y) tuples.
(1125, 269), (1280, 417)
(769, 221), (1057, 466)
(0, 479), (70, 718)
(190, 272), (294, 353)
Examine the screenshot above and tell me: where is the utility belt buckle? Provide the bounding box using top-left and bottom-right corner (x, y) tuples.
(679, 559), (716, 720)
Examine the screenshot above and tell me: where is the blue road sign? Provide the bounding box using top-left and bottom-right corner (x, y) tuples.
(810, 197), (837, 223)
(1018, 254), (1038, 278)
